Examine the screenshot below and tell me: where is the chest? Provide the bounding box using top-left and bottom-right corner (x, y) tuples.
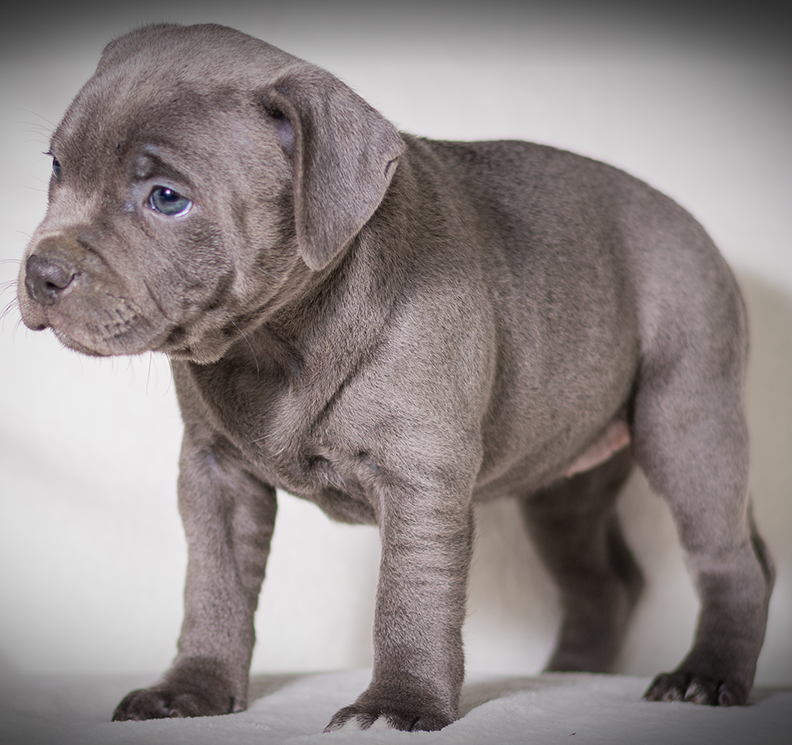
(174, 356), (380, 524)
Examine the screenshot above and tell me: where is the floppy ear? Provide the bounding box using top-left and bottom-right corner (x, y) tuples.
(262, 64), (405, 271)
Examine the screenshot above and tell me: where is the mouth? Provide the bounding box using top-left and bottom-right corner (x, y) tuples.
(21, 284), (235, 363)
(18, 257), (256, 364)
(20, 292), (162, 358)
(51, 327), (113, 357)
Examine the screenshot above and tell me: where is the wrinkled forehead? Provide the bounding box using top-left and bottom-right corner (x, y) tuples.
(51, 24), (297, 160)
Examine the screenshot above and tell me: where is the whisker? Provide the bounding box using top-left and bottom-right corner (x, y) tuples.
(20, 133), (52, 143)
(14, 121), (53, 132)
(12, 108), (58, 131)
(231, 320), (260, 377)
(1, 299), (20, 326)
(146, 351), (154, 395)
(0, 280), (19, 299)
(10, 314), (25, 339)
(15, 123), (53, 132)
(161, 356), (174, 395)
(142, 279), (175, 324)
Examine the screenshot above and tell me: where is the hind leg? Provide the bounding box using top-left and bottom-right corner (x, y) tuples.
(633, 375), (775, 705)
(633, 289), (774, 705)
(520, 448), (644, 673)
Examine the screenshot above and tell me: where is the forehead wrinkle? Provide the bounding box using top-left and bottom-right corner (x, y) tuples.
(57, 83), (241, 191)
(131, 145), (199, 190)
(56, 22), (302, 166)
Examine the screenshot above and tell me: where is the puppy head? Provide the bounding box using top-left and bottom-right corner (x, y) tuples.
(17, 23), (404, 363)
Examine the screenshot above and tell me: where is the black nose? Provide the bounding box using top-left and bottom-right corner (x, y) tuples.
(25, 254), (77, 307)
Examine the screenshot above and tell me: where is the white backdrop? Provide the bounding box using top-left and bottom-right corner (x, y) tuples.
(1, 0), (790, 688)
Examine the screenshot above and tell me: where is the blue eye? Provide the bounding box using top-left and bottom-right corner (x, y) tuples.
(51, 157), (62, 181)
(149, 186), (192, 216)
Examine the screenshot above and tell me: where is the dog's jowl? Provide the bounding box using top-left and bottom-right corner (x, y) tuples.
(17, 23), (774, 732)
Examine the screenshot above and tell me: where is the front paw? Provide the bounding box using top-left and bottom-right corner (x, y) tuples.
(112, 686), (238, 721)
(112, 660), (243, 721)
(644, 671), (749, 706)
(325, 693), (455, 733)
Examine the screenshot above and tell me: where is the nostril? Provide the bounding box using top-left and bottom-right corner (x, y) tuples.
(25, 254), (77, 307)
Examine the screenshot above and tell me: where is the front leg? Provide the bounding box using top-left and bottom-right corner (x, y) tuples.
(326, 477), (475, 732)
(113, 432), (277, 720)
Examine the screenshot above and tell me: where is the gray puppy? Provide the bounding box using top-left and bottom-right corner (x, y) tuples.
(17, 23), (774, 732)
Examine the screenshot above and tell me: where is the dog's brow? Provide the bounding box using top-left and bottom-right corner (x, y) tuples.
(134, 153), (156, 180)
(133, 146), (194, 187)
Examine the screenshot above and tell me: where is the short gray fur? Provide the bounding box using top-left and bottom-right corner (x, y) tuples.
(17, 23), (774, 733)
